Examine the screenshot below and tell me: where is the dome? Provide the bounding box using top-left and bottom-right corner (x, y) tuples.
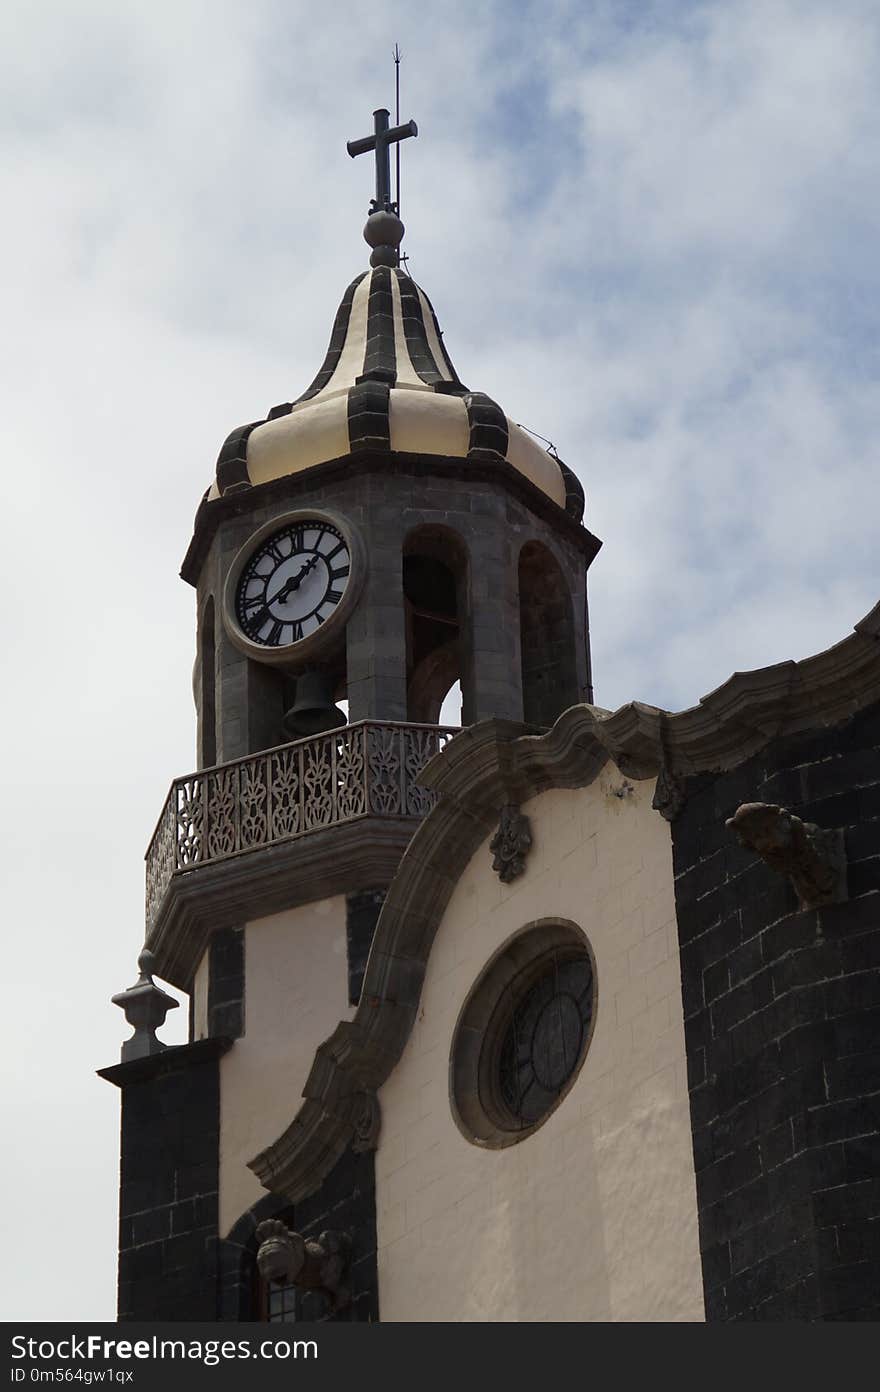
(209, 264), (584, 520)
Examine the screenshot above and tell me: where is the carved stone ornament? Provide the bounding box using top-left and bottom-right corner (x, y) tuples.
(350, 1090), (381, 1154)
(255, 1219), (352, 1312)
(111, 949), (179, 1062)
(489, 804), (533, 883)
(726, 802), (847, 910)
(652, 765), (686, 822)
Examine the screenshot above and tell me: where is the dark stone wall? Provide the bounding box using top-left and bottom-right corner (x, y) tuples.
(346, 889), (385, 1005)
(208, 925), (245, 1039)
(197, 595), (217, 770)
(673, 700), (880, 1320)
(103, 1030), (376, 1322)
(218, 1147), (379, 1323)
(100, 1038), (231, 1322)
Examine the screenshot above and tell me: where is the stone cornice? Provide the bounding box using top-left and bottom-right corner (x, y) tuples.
(98, 1035), (233, 1088)
(248, 600), (880, 1202)
(180, 450), (602, 586)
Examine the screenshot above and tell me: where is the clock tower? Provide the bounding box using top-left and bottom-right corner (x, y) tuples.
(102, 109), (601, 1323)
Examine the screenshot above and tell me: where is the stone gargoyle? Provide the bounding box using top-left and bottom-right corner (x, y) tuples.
(255, 1219), (352, 1312)
(726, 802), (847, 910)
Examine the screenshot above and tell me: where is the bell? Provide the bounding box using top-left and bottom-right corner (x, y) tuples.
(283, 669), (347, 738)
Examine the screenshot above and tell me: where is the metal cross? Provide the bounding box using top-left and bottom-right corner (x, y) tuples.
(347, 107), (418, 214)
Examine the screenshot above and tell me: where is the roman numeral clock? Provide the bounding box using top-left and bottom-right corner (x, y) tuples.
(224, 511), (362, 662)
(221, 510), (365, 740)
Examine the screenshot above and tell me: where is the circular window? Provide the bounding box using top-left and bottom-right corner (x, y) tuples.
(450, 920), (596, 1148)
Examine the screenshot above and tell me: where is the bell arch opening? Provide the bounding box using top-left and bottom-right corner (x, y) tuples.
(403, 526), (468, 725)
(518, 540), (579, 727)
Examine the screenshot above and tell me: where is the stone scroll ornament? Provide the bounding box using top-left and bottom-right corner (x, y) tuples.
(489, 805), (533, 883)
(726, 802), (847, 910)
(255, 1220), (352, 1313)
(350, 1090), (381, 1154)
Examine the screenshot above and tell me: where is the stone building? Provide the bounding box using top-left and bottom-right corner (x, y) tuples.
(101, 117), (880, 1323)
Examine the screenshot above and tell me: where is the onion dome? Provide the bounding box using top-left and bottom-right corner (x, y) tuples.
(209, 217), (584, 521)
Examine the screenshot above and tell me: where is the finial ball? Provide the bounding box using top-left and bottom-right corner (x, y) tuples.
(137, 948), (157, 980)
(364, 210), (404, 250)
(369, 246), (399, 268)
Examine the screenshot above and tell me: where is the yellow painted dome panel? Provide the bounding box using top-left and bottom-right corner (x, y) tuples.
(389, 388), (470, 457)
(246, 395), (350, 488)
(507, 423), (567, 509)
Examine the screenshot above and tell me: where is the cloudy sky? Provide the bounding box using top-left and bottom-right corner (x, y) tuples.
(2, 0), (878, 1320)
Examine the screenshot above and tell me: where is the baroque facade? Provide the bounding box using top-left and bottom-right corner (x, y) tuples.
(101, 133), (880, 1322)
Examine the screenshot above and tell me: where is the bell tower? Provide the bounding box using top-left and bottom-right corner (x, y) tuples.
(187, 104), (598, 769)
(103, 109), (601, 1323)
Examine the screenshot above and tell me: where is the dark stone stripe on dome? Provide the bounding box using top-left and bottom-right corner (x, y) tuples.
(465, 392), (508, 461)
(393, 270), (446, 385)
(417, 285), (461, 384)
(294, 272), (367, 405)
(215, 421), (262, 495)
(347, 380), (391, 454)
(558, 459), (586, 522)
(359, 267), (396, 385)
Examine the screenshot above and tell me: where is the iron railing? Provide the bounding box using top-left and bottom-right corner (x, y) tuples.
(145, 720), (457, 932)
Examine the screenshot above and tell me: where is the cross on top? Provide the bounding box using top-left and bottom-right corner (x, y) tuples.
(347, 108), (418, 214)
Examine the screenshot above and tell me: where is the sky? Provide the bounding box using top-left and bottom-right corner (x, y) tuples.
(2, 0), (879, 1320)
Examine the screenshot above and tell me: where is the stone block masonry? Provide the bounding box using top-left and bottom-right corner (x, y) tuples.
(102, 1036), (378, 1321)
(194, 457), (597, 755)
(99, 1038), (232, 1321)
(208, 925), (244, 1039)
(673, 699), (880, 1320)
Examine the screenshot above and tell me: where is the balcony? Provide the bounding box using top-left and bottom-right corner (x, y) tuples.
(145, 720), (457, 940)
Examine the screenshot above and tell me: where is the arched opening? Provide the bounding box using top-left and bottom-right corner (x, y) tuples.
(254, 1206), (299, 1323)
(226, 1200), (309, 1324)
(518, 541), (578, 727)
(403, 526), (468, 725)
(219, 1149), (378, 1323)
(439, 679), (462, 727)
(219, 1194), (295, 1323)
(279, 652), (348, 742)
(200, 597), (217, 768)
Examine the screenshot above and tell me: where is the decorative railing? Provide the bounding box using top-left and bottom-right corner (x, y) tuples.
(145, 721), (457, 931)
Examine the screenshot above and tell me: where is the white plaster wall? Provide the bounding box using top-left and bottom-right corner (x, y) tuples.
(219, 896), (353, 1235)
(376, 767), (705, 1321)
(192, 951), (209, 1041)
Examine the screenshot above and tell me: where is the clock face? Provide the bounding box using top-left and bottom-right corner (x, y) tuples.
(234, 520), (351, 648)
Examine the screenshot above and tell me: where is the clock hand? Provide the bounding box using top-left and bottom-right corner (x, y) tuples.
(271, 573), (303, 604)
(278, 554), (321, 598)
(267, 555), (322, 607)
(294, 553), (321, 583)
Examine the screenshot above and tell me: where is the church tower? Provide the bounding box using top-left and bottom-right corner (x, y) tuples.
(101, 108), (602, 1322)
(102, 104), (880, 1326)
